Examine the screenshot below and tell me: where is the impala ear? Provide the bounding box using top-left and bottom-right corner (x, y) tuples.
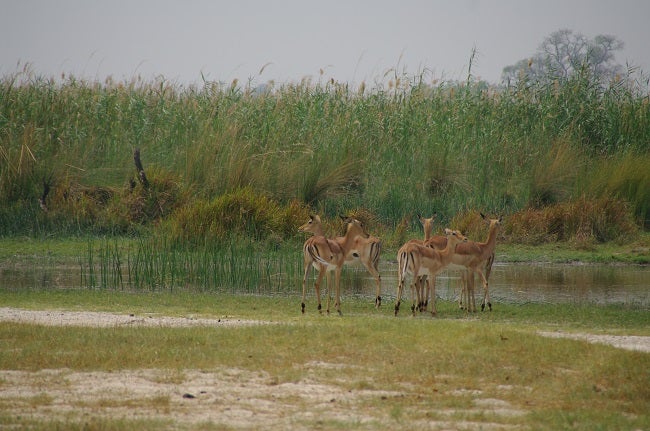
(339, 214), (347, 221)
(443, 228), (452, 235)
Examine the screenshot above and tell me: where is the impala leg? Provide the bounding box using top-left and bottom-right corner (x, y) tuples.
(395, 276), (404, 317)
(477, 271), (491, 311)
(410, 276), (418, 316)
(361, 260), (382, 309)
(430, 276), (437, 316)
(415, 276), (425, 312)
(301, 262), (311, 314)
(458, 271), (467, 310)
(324, 270), (331, 315)
(334, 266), (343, 316)
(423, 276), (431, 312)
(468, 272), (477, 313)
(314, 267), (326, 314)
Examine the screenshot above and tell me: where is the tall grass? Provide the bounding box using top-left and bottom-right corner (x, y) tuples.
(80, 236), (303, 293)
(1, 67), (648, 239)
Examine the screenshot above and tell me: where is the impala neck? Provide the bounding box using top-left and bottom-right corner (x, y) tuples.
(441, 235), (460, 259)
(484, 221), (500, 249)
(423, 220), (433, 241)
(340, 222), (366, 249)
(311, 224), (326, 237)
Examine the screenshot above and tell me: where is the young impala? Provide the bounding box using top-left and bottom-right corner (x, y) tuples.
(298, 215), (374, 315)
(398, 214), (436, 312)
(425, 214), (501, 312)
(339, 216), (383, 308)
(395, 229), (468, 316)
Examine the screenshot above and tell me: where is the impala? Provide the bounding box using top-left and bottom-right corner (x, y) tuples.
(339, 216), (383, 308)
(395, 229), (468, 316)
(402, 214), (436, 312)
(298, 215), (373, 315)
(425, 214), (501, 312)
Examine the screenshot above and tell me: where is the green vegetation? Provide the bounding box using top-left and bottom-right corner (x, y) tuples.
(1, 69), (648, 247)
(1, 65), (648, 429)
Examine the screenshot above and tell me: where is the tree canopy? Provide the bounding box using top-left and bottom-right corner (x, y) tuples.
(502, 29), (624, 86)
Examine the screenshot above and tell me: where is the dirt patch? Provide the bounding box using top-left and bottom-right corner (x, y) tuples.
(0, 367), (525, 430)
(0, 307), (268, 328)
(537, 331), (650, 352)
(0, 367), (397, 429)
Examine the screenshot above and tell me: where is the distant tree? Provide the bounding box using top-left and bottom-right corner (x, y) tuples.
(502, 29), (624, 86)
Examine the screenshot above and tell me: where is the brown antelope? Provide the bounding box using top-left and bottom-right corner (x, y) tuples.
(298, 215), (372, 315)
(395, 229), (468, 316)
(338, 216), (383, 308)
(400, 214), (436, 312)
(425, 214), (501, 312)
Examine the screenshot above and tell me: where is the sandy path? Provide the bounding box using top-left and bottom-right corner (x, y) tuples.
(0, 306), (268, 328)
(537, 330), (650, 353)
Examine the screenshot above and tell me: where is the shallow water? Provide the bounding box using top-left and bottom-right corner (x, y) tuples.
(1, 260), (648, 306)
(377, 261), (650, 306)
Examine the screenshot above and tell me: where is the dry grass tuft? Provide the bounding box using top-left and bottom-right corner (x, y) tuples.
(506, 196), (637, 245)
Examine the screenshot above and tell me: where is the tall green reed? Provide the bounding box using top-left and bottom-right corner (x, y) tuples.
(1, 68), (648, 238)
(81, 236), (303, 293)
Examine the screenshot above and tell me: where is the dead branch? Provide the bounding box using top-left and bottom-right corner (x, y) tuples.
(133, 148), (149, 188)
(39, 176), (52, 212)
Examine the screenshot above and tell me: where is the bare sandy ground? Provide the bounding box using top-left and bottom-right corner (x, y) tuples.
(1, 307), (647, 430)
(0, 306), (268, 328)
(537, 330), (650, 353)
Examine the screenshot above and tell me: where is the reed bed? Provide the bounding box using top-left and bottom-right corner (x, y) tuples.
(0, 68), (648, 241)
(78, 236), (307, 293)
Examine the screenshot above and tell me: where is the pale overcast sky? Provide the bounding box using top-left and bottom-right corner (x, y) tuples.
(2, 0), (649, 87)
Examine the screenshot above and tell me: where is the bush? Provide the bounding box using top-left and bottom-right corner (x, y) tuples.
(505, 196), (637, 245)
(166, 187), (310, 245)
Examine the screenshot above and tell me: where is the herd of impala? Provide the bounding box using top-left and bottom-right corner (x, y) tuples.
(298, 213), (502, 316)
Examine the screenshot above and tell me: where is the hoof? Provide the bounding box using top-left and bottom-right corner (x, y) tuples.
(375, 296), (382, 308)
(301, 303), (305, 314)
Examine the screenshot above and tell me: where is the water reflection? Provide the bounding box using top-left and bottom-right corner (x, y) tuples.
(1, 260), (648, 306)
(377, 262), (650, 306)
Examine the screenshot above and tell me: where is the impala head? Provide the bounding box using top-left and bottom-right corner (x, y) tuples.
(417, 213), (436, 226)
(480, 213), (503, 230)
(444, 228), (468, 244)
(418, 213), (436, 237)
(298, 214), (323, 234)
(340, 215), (370, 239)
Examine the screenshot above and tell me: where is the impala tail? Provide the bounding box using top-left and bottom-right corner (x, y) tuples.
(306, 244), (333, 267)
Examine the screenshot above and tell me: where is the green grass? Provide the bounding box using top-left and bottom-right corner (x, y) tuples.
(0, 290), (648, 430)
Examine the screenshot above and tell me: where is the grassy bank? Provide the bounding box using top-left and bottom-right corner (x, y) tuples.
(0, 290), (648, 430)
